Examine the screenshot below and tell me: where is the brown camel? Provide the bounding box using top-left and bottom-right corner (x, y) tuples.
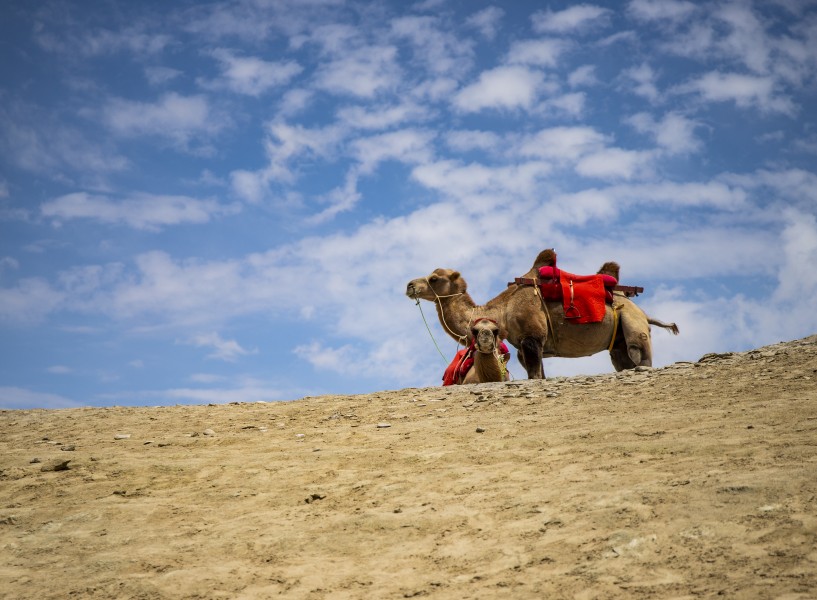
(406, 253), (678, 379)
(461, 318), (510, 384)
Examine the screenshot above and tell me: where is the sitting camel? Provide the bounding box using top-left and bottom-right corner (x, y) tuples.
(462, 318), (511, 384)
(406, 252), (678, 379)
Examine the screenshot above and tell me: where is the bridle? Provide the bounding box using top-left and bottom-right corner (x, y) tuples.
(421, 277), (468, 345)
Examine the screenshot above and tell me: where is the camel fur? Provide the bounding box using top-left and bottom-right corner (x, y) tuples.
(461, 319), (510, 384)
(406, 254), (678, 379)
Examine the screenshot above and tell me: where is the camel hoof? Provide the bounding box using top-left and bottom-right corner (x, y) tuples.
(627, 346), (643, 366)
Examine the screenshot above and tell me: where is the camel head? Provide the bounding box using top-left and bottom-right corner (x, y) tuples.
(405, 268), (467, 302)
(470, 318), (504, 354)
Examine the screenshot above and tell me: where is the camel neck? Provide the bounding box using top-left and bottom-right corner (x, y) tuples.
(473, 349), (504, 382)
(435, 292), (476, 341)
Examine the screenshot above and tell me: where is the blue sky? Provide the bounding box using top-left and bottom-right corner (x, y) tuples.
(2, 0), (816, 409)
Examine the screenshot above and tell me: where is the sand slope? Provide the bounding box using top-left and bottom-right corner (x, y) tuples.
(2, 335), (817, 599)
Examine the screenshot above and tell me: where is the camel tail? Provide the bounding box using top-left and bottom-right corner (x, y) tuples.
(648, 317), (679, 335)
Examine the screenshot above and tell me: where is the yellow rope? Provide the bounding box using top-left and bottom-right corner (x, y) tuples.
(608, 304), (621, 352)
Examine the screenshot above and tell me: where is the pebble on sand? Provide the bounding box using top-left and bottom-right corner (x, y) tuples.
(40, 459), (71, 472)
(203, 429), (216, 436)
(114, 434), (131, 440)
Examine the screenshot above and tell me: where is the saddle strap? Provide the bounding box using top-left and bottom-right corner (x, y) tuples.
(511, 277), (643, 297)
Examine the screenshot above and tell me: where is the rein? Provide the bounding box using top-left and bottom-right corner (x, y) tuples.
(411, 278), (467, 365)
(425, 278), (468, 346)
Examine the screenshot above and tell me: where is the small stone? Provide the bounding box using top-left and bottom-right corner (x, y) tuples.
(41, 460), (71, 472)
(475, 427), (486, 433)
(30, 458), (41, 464)
(377, 423), (392, 428)
(60, 445), (76, 452)
(114, 434), (131, 440)
(202, 429), (216, 436)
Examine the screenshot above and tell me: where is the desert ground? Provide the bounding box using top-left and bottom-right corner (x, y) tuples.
(2, 335), (816, 599)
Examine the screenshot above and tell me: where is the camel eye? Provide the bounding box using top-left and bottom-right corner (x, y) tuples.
(429, 276), (438, 283)
(471, 328), (478, 337)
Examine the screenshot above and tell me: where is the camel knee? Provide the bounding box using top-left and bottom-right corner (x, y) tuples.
(627, 334), (653, 366)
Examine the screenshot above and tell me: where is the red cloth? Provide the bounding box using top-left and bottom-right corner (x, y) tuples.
(559, 270), (607, 324)
(537, 267), (617, 312)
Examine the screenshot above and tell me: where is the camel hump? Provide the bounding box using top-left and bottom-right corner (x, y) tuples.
(597, 261), (620, 281)
(532, 248), (557, 269)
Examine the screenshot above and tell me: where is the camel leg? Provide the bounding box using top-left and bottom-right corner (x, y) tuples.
(609, 320), (634, 371)
(619, 309), (653, 367)
(520, 337), (545, 379)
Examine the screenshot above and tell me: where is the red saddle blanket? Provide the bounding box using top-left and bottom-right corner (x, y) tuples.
(442, 340), (510, 386)
(538, 267), (613, 324)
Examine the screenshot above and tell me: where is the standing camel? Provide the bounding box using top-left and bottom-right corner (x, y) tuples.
(406, 257), (678, 379)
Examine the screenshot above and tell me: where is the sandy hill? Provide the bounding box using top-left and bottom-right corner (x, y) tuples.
(2, 335), (817, 599)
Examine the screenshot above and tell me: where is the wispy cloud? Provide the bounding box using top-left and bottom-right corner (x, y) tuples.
(102, 93), (223, 150)
(41, 192), (240, 231)
(465, 6), (504, 40)
(453, 66), (545, 112)
(0, 386), (79, 409)
(531, 5), (612, 34)
(200, 49), (303, 96)
(186, 332), (257, 362)
(676, 71), (796, 115)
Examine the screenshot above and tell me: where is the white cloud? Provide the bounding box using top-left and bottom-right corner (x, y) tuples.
(0, 387), (79, 409)
(0, 103), (128, 177)
(34, 19), (171, 58)
(0, 278), (64, 324)
(122, 383), (286, 405)
(713, 2), (771, 74)
(465, 6), (504, 40)
(336, 102), (429, 130)
(313, 45), (401, 98)
(279, 88), (315, 116)
(231, 120), (345, 203)
(187, 332), (257, 362)
(202, 48), (303, 96)
(517, 126), (608, 161)
(531, 4), (611, 33)
(576, 148), (654, 180)
(309, 171), (361, 224)
(627, 0), (697, 23)
(568, 65), (599, 87)
(390, 15), (473, 76)
(0, 257), (20, 273)
(677, 71), (796, 115)
(445, 130), (502, 153)
(507, 38), (569, 67)
(453, 66), (545, 112)
(293, 341), (358, 373)
(774, 209), (817, 304)
(350, 128), (435, 174)
(541, 92), (586, 117)
(144, 66), (182, 86)
(627, 112), (702, 155)
(102, 93), (222, 148)
(411, 160), (552, 200)
(41, 192), (240, 231)
(622, 63), (661, 103)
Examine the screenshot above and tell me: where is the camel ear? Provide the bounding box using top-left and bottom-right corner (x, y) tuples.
(450, 271), (461, 281)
